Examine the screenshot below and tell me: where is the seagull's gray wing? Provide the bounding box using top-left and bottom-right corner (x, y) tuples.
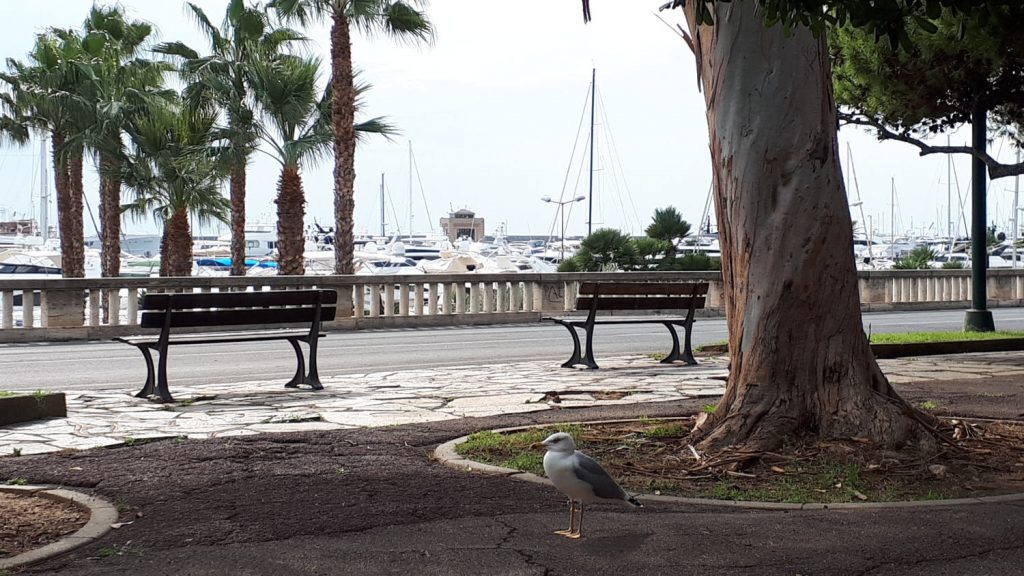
(572, 451), (627, 500)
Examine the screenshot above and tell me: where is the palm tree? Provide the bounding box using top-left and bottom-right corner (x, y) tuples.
(155, 0), (305, 276)
(80, 6), (170, 279)
(249, 52), (398, 275)
(645, 206), (691, 260)
(247, 55), (329, 275)
(270, 0), (433, 274)
(1, 30), (92, 278)
(121, 100), (231, 277)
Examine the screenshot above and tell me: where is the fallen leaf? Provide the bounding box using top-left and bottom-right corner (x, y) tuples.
(110, 521), (133, 529)
(853, 491), (868, 501)
(770, 466), (786, 474)
(726, 470), (756, 479)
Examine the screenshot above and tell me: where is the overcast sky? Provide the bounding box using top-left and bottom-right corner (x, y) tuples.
(0, 0), (1019, 241)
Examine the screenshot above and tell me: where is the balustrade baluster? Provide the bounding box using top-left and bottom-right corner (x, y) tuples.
(455, 282), (465, 314)
(1, 291), (12, 329)
(88, 291), (100, 326)
(399, 283), (410, 316)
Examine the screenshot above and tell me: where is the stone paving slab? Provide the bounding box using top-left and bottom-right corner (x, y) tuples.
(0, 352), (1017, 457)
(0, 356), (730, 456)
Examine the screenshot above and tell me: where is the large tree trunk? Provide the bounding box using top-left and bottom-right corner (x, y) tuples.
(684, 3), (930, 454)
(52, 133), (86, 279)
(331, 10), (356, 275)
(98, 154), (121, 278)
(160, 208), (193, 277)
(276, 165), (306, 276)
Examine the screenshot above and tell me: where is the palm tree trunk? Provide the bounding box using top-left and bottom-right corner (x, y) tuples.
(331, 9), (356, 275)
(161, 208), (193, 277)
(229, 163), (247, 276)
(683, 2), (930, 455)
(53, 133), (86, 279)
(98, 154), (122, 278)
(276, 165), (306, 276)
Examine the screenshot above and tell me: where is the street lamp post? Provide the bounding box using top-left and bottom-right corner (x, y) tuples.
(542, 195), (587, 261)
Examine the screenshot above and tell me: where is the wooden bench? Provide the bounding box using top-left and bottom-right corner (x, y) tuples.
(543, 281), (708, 369)
(114, 289), (338, 402)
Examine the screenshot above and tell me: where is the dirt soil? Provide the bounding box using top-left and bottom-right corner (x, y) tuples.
(0, 491), (88, 559)
(0, 369), (1023, 575)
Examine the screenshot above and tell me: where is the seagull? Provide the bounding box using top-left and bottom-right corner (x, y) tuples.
(533, 432), (641, 539)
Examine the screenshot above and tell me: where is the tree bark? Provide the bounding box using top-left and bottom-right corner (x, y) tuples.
(229, 162), (248, 277)
(331, 9), (356, 275)
(160, 208), (193, 277)
(51, 133), (86, 279)
(98, 154), (121, 279)
(276, 164), (306, 276)
(683, 3), (930, 454)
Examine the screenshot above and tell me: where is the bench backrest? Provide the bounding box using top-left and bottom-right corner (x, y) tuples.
(140, 289), (338, 329)
(576, 282), (708, 312)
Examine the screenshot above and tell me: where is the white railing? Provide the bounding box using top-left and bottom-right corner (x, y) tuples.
(1, 269), (1022, 342)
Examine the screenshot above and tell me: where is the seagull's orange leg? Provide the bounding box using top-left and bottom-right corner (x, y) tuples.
(565, 504), (584, 539)
(554, 499), (576, 535)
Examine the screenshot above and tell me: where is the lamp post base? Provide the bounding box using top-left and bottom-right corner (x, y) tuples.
(964, 309), (995, 332)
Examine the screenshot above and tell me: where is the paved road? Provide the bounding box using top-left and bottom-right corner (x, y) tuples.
(2, 307), (1024, 393)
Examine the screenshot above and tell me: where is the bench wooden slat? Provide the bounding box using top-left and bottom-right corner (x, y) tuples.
(115, 329), (315, 345)
(576, 295), (706, 311)
(578, 282), (709, 296)
(140, 307), (335, 329)
(141, 289), (338, 311)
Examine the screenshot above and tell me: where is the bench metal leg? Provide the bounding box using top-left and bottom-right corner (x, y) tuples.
(554, 321), (584, 368)
(306, 337), (323, 390)
(155, 346), (174, 403)
(134, 346), (156, 399)
(582, 323), (599, 369)
(660, 322), (697, 366)
(681, 319), (697, 365)
(285, 339), (306, 389)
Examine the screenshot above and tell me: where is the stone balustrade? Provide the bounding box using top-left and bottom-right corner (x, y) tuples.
(1, 269), (1022, 342)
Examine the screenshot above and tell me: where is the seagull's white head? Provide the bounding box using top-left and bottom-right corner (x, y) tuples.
(540, 432), (577, 453)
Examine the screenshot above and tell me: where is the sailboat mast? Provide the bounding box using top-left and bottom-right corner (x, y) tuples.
(380, 173), (385, 237)
(1013, 147), (1020, 268)
(39, 136), (48, 238)
(891, 177), (896, 244)
(947, 135), (952, 239)
(587, 67), (595, 237)
(408, 140), (413, 238)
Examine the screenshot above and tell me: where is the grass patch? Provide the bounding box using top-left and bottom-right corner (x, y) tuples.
(96, 543), (137, 558)
(694, 340), (729, 354)
(641, 423), (688, 438)
(918, 400), (938, 411)
(869, 330), (1024, 344)
(455, 420), (1024, 503)
(0, 391), (17, 398)
(5, 477), (28, 485)
(456, 424), (585, 475)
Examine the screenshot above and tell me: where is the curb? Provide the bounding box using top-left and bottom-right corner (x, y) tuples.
(434, 421), (1024, 511)
(0, 485), (119, 570)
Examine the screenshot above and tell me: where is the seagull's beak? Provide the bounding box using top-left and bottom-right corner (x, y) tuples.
(530, 442), (547, 450)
